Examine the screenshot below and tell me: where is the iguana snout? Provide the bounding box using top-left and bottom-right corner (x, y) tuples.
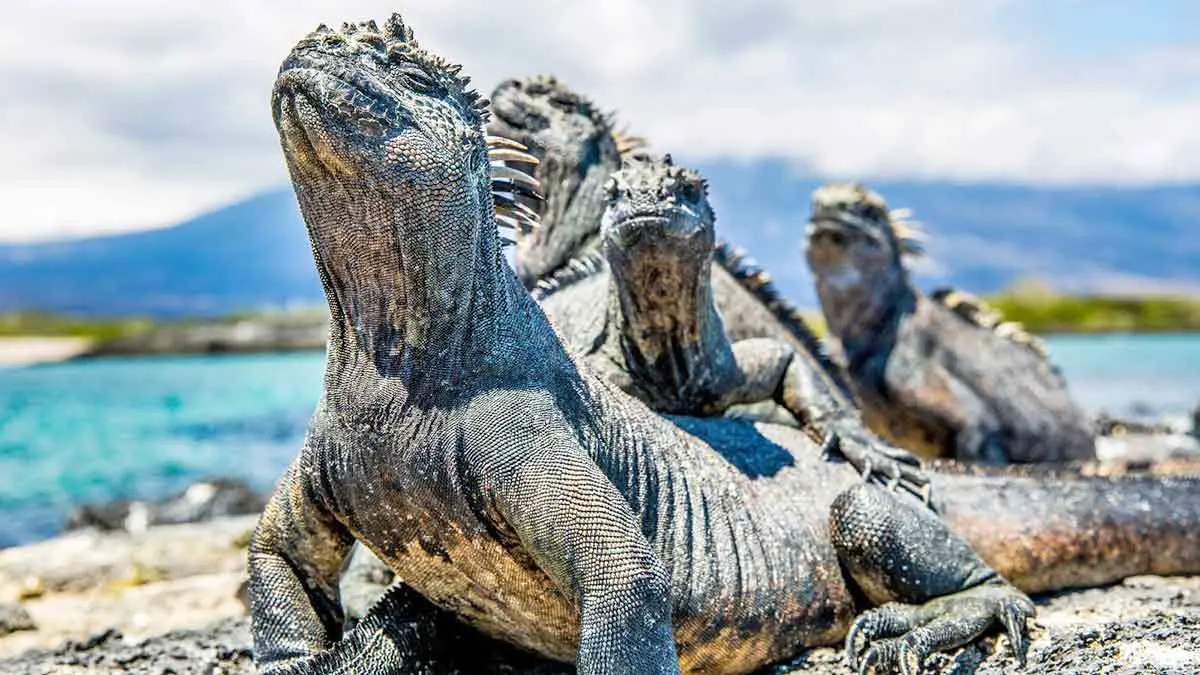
(804, 183), (899, 280)
(273, 16), (489, 186)
(602, 154), (714, 249)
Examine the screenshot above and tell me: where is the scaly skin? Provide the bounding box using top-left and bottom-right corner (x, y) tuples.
(253, 17), (1200, 675)
(536, 153), (927, 497)
(804, 183), (1097, 463)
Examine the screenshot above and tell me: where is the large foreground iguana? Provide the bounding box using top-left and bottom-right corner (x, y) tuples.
(251, 16), (1200, 675)
(804, 183), (1097, 463)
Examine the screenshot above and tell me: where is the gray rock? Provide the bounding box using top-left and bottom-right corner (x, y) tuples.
(65, 479), (264, 534)
(0, 603), (34, 638)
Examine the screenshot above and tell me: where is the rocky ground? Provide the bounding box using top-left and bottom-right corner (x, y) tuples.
(0, 515), (1196, 674)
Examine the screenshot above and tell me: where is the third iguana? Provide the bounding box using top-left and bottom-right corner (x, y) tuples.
(805, 183), (1097, 463)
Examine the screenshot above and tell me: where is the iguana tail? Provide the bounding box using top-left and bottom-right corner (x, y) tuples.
(931, 462), (1200, 594)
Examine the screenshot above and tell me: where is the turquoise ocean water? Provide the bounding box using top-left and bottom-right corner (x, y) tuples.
(1, 334), (1198, 547)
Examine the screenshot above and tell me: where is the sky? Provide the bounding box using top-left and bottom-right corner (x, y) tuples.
(0, 0), (1197, 243)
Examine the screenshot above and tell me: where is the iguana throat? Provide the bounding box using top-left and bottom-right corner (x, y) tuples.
(599, 154), (738, 412)
(272, 18), (510, 384)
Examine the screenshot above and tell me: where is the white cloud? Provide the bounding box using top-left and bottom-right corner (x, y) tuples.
(0, 0), (1196, 242)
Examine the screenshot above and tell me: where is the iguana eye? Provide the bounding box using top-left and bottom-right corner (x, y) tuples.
(356, 118), (386, 137)
(400, 67), (440, 95)
(549, 93), (576, 111)
(604, 178), (620, 201)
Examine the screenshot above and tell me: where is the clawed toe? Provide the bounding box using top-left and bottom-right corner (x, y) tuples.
(828, 429), (935, 508)
(998, 595), (1036, 666)
(846, 585), (1035, 674)
(845, 604), (920, 670)
(857, 640), (924, 675)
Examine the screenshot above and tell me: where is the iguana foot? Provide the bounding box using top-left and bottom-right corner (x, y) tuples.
(269, 582), (565, 674)
(824, 426), (933, 506)
(262, 583), (435, 675)
(844, 583), (1034, 674)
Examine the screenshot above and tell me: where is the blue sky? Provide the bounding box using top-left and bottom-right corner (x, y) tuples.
(0, 0), (1196, 242)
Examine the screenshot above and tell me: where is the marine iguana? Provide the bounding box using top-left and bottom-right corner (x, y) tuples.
(804, 183), (1097, 463)
(487, 76), (859, 405)
(535, 152), (927, 495)
(252, 17), (1200, 675)
(338, 155), (929, 627)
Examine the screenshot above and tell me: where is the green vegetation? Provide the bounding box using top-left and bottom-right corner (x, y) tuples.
(987, 280), (1200, 334)
(3, 288), (1198, 343)
(801, 280), (1200, 337)
(0, 312), (153, 341)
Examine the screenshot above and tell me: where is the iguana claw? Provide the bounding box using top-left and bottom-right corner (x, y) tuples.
(845, 584), (1035, 674)
(824, 424), (935, 509)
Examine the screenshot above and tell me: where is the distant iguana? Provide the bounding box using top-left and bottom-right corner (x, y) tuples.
(536, 152), (927, 495)
(805, 183), (1097, 463)
(251, 17), (1200, 675)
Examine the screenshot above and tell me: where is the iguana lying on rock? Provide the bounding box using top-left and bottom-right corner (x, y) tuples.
(488, 76), (858, 404)
(805, 183), (1097, 463)
(536, 152), (926, 495)
(252, 17), (1200, 675)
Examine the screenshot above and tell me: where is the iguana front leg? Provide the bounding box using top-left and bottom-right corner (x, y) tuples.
(725, 339), (931, 502)
(248, 460), (353, 671)
(469, 401), (679, 675)
(831, 484), (1034, 674)
(249, 460), (445, 674)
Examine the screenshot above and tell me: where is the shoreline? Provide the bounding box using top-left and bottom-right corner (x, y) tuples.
(0, 337), (93, 367)
(0, 329), (1195, 365)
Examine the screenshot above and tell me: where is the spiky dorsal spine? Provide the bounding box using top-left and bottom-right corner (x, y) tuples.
(887, 208), (926, 257)
(530, 251), (607, 301)
(929, 288), (1049, 358)
(712, 242), (858, 401)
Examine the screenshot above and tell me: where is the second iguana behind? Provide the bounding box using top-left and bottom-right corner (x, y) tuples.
(536, 152), (927, 494)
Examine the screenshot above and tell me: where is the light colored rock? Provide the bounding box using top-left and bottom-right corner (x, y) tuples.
(0, 516), (256, 657)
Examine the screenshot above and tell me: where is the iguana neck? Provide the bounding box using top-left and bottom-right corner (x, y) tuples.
(601, 248), (737, 410)
(516, 160), (614, 286)
(295, 174), (515, 395)
(816, 263), (914, 365)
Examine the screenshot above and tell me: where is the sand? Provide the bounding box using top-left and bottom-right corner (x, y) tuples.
(0, 337), (92, 367)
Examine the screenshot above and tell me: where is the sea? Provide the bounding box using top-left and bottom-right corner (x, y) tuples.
(1, 334), (1198, 547)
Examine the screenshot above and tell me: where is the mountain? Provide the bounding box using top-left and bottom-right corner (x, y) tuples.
(697, 158), (1200, 306)
(0, 189), (320, 317)
(1, 162), (1197, 317)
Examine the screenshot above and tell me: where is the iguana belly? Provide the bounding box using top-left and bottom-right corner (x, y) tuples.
(345, 419), (862, 672)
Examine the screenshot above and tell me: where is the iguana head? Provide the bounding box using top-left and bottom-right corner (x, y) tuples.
(271, 16), (504, 359)
(489, 76), (633, 287)
(600, 153), (718, 355)
(805, 183), (924, 340)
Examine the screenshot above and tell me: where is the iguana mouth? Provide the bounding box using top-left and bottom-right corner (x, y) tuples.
(806, 215), (884, 248)
(274, 66), (403, 174)
(609, 213), (705, 247)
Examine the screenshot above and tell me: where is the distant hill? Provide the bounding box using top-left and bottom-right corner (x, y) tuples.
(1, 162), (1197, 317)
(0, 189), (320, 317)
(697, 159), (1200, 306)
